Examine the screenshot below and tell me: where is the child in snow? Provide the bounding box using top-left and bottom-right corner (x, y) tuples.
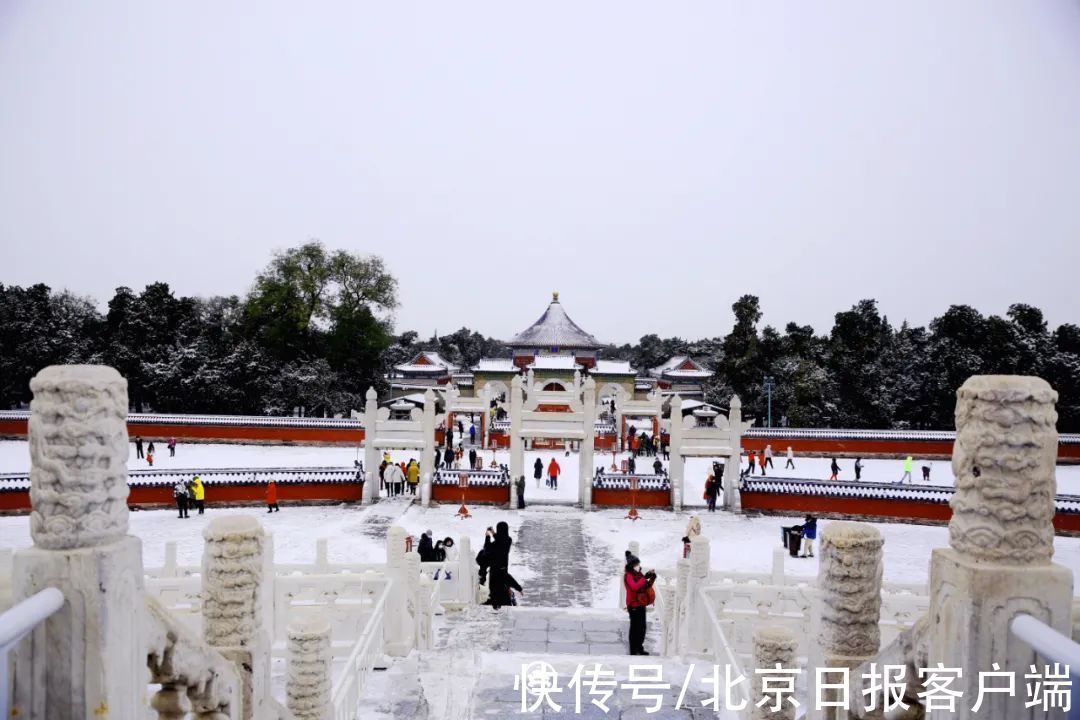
(829, 458), (840, 481)
(147, 451), (154, 467)
(747, 451), (757, 475)
(854, 458), (864, 481)
(784, 446), (795, 469)
(921, 464), (931, 482)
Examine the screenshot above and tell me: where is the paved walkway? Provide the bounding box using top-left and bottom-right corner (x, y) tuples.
(515, 512), (596, 607)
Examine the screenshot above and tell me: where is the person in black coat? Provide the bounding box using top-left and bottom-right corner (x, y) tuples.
(469, 448), (478, 470)
(444, 446), (454, 470)
(482, 521), (515, 609)
(417, 531), (435, 562)
(533, 458), (544, 488)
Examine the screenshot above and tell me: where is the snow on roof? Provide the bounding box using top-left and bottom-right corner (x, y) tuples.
(393, 351), (459, 374)
(474, 358), (518, 373)
(592, 360), (635, 375)
(677, 399), (722, 412)
(650, 355), (711, 379)
(528, 356), (582, 370)
(508, 293), (601, 349)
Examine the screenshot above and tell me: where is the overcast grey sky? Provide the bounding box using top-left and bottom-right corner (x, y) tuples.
(2, 1), (1079, 344)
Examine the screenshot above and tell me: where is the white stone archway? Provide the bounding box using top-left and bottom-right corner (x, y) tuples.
(666, 394), (747, 511)
(507, 374), (597, 509)
(362, 387), (437, 507)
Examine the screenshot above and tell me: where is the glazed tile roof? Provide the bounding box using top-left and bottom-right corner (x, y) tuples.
(508, 293), (601, 350)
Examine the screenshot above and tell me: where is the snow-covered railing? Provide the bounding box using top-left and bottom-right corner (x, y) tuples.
(433, 468), (509, 486)
(1008, 614), (1080, 718)
(593, 472), (670, 491)
(145, 595), (243, 720)
(330, 580), (392, 720)
(273, 574), (390, 658)
(0, 588), (65, 717)
(699, 588), (751, 720)
(490, 419), (510, 432)
(0, 466), (360, 491)
(0, 409), (364, 429)
(745, 426), (1080, 445)
(741, 476), (1080, 515)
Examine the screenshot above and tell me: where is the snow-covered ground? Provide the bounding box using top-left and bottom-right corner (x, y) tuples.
(4, 439), (1080, 608)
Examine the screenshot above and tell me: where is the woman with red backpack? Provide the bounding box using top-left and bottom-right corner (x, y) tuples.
(624, 551), (657, 655)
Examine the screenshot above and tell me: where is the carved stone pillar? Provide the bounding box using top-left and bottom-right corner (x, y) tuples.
(668, 394), (684, 511)
(13, 365), (146, 719)
(580, 377), (596, 509)
(202, 515), (271, 720)
(927, 375), (1072, 720)
(725, 394), (743, 511)
(420, 389), (436, 508)
(752, 626), (799, 720)
(685, 534), (712, 655)
(362, 387), (379, 504)
(509, 376), (524, 508)
(384, 526), (413, 656)
(813, 521), (883, 720)
(286, 617), (331, 720)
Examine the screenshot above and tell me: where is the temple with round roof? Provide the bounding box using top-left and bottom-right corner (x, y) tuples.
(469, 292), (638, 399)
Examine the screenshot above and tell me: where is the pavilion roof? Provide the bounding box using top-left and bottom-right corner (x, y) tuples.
(507, 293), (601, 350)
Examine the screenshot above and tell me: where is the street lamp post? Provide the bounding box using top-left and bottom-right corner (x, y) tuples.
(763, 375), (775, 428)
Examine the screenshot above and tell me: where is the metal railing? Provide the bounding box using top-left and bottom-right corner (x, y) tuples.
(1009, 614), (1080, 719)
(0, 588), (65, 716)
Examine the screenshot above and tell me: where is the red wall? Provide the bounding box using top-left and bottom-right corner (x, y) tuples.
(740, 491), (1080, 534)
(1, 481), (362, 513)
(0, 418), (364, 445)
(592, 488), (670, 508)
(431, 484), (510, 505)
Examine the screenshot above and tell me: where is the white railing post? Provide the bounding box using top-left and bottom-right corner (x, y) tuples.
(12, 366), (146, 719)
(811, 522), (883, 720)
(201, 516), (272, 720)
(383, 526), (412, 656)
(315, 538), (329, 573)
(458, 536), (476, 605)
(752, 626), (798, 720)
(286, 616), (331, 720)
(771, 546), (786, 586)
(925, 376), (1073, 719)
(163, 541), (178, 577)
(685, 535), (712, 655)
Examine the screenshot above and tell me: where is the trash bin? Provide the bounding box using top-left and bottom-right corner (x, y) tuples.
(787, 528), (803, 558)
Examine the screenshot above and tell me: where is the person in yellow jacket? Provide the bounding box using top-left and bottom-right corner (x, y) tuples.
(406, 459), (420, 495)
(191, 475), (206, 514)
(899, 456), (914, 485)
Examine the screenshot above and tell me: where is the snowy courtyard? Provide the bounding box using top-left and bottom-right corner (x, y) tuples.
(4, 439), (1080, 595)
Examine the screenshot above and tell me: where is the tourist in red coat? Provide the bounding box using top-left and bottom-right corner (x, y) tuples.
(266, 480), (279, 512)
(547, 458), (561, 490)
(624, 552), (657, 655)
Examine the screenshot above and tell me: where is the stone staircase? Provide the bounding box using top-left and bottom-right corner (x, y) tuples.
(363, 606), (731, 720)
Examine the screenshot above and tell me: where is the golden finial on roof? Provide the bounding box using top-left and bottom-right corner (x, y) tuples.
(552, 291), (559, 302)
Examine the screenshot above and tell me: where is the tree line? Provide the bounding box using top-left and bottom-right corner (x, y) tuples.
(2, 244), (1077, 430)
